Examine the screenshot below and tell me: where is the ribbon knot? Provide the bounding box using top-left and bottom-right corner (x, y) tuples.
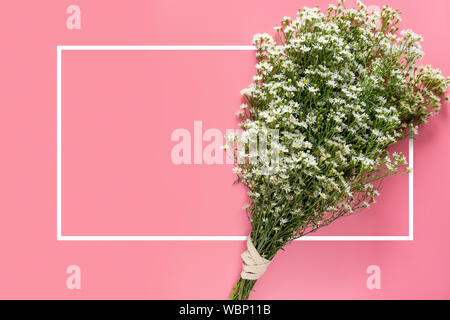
(240, 235), (271, 280)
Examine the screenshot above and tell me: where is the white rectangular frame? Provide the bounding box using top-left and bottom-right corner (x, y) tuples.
(57, 45), (413, 241)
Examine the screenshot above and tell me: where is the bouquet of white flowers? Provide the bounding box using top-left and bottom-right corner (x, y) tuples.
(227, 0), (449, 300)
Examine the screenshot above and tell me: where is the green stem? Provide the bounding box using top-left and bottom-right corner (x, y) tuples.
(229, 277), (257, 300)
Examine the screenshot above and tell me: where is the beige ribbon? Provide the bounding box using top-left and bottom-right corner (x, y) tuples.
(240, 235), (271, 280)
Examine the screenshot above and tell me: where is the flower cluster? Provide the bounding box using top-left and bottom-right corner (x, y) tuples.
(229, 0), (449, 300)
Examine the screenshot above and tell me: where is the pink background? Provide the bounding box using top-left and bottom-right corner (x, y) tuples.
(0, 0), (449, 299)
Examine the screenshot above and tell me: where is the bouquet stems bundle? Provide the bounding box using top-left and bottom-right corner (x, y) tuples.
(227, 0), (449, 300)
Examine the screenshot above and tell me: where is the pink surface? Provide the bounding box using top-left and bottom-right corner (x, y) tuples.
(0, 0), (449, 299)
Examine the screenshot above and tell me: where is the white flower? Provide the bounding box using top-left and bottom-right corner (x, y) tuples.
(299, 45), (311, 53)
